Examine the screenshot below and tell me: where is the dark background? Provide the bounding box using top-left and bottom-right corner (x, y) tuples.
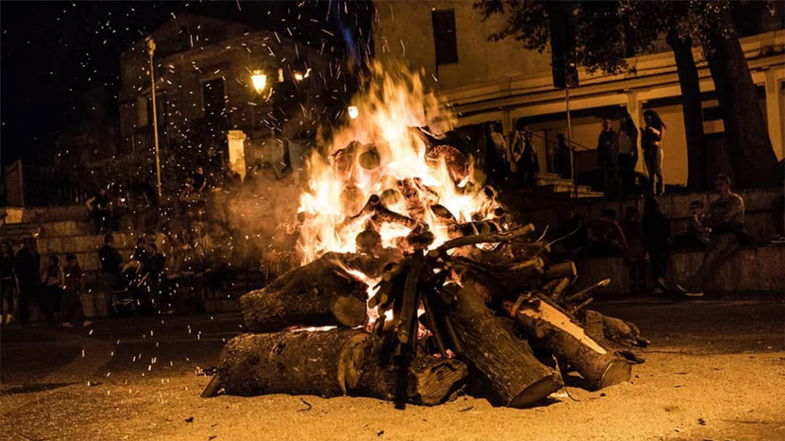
(0, 0), (374, 167)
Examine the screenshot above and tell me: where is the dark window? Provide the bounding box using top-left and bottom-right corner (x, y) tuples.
(202, 78), (225, 119)
(432, 10), (458, 65)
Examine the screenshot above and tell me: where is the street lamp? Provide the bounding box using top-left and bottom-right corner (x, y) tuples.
(347, 105), (359, 120)
(146, 36), (162, 199)
(251, 70), (267, 92)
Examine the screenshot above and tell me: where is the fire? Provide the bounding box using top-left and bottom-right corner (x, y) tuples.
(296, 63), (502, 265)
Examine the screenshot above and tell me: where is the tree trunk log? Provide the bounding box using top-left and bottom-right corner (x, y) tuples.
(218, 329), (370, 397)
(508, 296), (631, 390)
(354, 338), (469, 405)
(241, 252), (368, 332)
(449, 278), (563, 407)
(667, 30), (707, 191)
(704, 6), (779, 188)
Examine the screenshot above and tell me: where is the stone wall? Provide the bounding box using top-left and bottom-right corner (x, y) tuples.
(516, 187), (784, 243)
(576, 245), (785, 295)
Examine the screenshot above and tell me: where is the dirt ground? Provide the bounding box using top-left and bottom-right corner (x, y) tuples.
(2, 298), (784, 441)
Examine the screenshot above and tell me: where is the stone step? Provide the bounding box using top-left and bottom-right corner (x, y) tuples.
(534, 173), (570, 186)
(0, 223), (41, 240)
(540, 183), (597, 194)
(40, 220), (95, 237)
(57, 249), (134, 272)
(36, 232), (136, 255)
(21, 205), (91, 223)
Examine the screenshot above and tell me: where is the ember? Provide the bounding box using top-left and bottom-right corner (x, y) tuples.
(209, 65), (646, 408)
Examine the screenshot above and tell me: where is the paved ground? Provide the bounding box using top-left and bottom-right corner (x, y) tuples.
(1, 296), (784, 441)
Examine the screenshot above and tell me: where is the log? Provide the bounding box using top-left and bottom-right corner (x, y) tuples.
(507, 295), (631, 390)
(219, 329), (370, 397)
(448, 277), (563, 407)
(581, 309), (647, 349)
(544, 261), (577, 279)
(354, 338), (469, 405)
(241, 252), (368, 332)
(435, 223), (535, 254)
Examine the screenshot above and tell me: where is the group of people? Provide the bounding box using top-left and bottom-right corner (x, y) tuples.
(596, 109), (667, 196)
(560, 173), (748, 297)
(0, 239), (90, 327)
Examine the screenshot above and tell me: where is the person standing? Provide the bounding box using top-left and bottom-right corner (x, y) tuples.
(617, 112), (638, 194)
(192, 167), (207, 193)
(41, 255), (64, 324)
(98, 234), (123, 317)
(642, 196), (671, 295)
(1, 241), (16, 325)
(642, 109), (666, 195)
(85, 187), (112, 233)
(514, 130), (539, 188)
(622, 206), (647, 295)
(678, 174), (746, 297)
(596, 119), (617, 195)
(14, 238), (41, 325)
(62, 254), (90, 327)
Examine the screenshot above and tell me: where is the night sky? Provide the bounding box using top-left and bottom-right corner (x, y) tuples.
(0, 0), (373, 167)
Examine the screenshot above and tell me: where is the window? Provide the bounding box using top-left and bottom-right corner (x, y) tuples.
(136, 96), (148, 127)
(432, 10), (458, 65)
(202, 78), (226, 119)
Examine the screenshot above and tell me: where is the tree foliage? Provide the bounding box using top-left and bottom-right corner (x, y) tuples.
(473, 0), (770, 75)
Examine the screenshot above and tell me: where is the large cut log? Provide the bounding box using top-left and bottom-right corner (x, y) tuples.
(241, 252), (368, 331)
(506, 295), (631, 390)
(354, 338), (469, 405)
(219, 329), (370, 397)
(448, 278), (563, 407)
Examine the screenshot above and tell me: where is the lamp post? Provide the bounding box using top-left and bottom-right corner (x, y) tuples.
(146, 37), (162, 199)
(251, 70), (267, 93)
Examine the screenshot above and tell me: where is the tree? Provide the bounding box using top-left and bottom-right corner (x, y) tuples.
(475, 0), (780, 189)
(701, 3), (780, 188)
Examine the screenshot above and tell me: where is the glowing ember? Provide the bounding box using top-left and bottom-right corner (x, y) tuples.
(296, 63), (503, 264)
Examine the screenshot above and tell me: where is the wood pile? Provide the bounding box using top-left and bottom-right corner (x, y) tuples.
(207, 219), (647, 408)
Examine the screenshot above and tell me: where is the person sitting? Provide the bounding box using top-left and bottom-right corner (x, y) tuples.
(586, 210), (628, 256)
(673, 200), (710, 250)
(678, 174), (746, 297)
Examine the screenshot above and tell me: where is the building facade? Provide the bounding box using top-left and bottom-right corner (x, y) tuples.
(374, 1), (785, 187)
(119, 13), (340, 181)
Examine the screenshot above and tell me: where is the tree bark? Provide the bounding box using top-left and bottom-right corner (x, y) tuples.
(218, 329), (370, 396)
(355, 338), (469, 405)
(703, 6), (779, 188)
(507, 296), (631, 390)
(449, 278), (563, 407)
(667, 30), (707, 191)
(240, 252), (368, 332)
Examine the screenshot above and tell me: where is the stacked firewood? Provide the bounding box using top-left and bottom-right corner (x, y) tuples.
(206, 221), (647, 408)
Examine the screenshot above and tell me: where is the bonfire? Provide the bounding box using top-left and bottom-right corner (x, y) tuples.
(204, 64), (647, 408)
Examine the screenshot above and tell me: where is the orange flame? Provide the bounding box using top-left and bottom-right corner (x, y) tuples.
(296, 63), (501, 264)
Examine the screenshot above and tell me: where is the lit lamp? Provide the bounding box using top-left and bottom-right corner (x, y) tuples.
(347, 105), (359, 120)
(251, 70), (267, 92)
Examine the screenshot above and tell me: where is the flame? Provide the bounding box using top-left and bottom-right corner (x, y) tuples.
(296, 63), (501, 265)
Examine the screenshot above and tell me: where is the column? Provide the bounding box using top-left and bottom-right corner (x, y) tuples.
(227, 130), (247, 180)
(626, 91), (645, 173)
(765, 68), (784, 160)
